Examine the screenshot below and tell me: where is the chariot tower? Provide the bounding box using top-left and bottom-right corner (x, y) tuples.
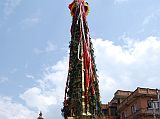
(62, 0), (101, 118)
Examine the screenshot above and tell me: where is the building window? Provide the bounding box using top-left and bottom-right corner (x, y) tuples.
(110, 107), (117, 116)
(122, 112), (125, 119)
(153, 101), (160, 109)
(131, 106), (134, 114)
(148, 100), (160, 109)
(131, 104), (137, 113)
(148, 100), (152, 109)
(102, 109), (109, 116)
(122, 111), (128, 118)
(124, 111), (128, 118)
(117, 99), (120, 104)
(158, 102), (160, 109)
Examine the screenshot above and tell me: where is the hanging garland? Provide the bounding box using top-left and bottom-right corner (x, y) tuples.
(62, 0), (102, 118)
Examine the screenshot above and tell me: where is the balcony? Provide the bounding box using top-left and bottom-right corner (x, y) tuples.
(126, 108), (160, 119)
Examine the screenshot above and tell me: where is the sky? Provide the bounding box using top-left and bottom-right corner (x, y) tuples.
(0, 0), (160, 118)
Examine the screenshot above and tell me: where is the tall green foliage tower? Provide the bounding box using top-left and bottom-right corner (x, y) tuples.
(62, 0), (101, 119)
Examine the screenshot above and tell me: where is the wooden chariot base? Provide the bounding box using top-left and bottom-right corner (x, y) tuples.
(67, 115), (101, 119)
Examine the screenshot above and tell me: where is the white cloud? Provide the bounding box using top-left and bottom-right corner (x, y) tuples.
(0, 96), (37, 119)
(34, 48), (43, 54)
(93, 36), (160, 102)
(34, 41), (57, 54)
(21, 57), (68, 118)
(20, 10), (42, 29)
(10, 68), (18, 74)
(0, 76), (8, 84)
(20, 17), (40, 29)
(114, 0), (128, 4)
(3, 0), (22, 16)
(143, 9), (160, 25)
(20, 87), (57, 111)
(20, 36), (160, 118)
(45, 41), (57, 52)
(26, 74), (34, 79)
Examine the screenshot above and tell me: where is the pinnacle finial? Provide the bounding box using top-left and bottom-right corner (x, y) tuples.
(69, 0), (90, 16)
(37, 111), (44, 119)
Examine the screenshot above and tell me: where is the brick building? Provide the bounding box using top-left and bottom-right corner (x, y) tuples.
(102, 87), (160, 119)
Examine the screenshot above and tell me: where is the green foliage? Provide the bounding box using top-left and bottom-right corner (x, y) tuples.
(62, 3), (102, 118)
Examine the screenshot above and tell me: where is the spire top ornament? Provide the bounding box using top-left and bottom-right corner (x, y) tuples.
(37, 111), (44, 119)
(69, 0), (89, 16)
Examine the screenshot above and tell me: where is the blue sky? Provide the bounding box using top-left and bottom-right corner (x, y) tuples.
(0, 0), (160, 118)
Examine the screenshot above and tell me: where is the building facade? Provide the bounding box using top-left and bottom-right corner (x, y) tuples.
(102, 87), (160, 119)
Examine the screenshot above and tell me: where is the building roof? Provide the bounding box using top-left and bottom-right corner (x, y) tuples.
(118, 87), (160, 110)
